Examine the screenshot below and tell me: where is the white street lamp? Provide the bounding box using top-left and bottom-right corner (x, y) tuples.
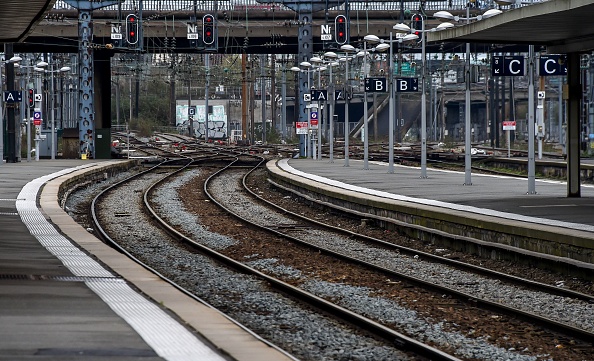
(309, 59), (325, 160)
(393, 19), (430, 178)
(435, 8), (502, 186)
(491, 0), (536, 193)
(292, 63), (314, 158)
(368, 28), (419, 174)
(15, 60), (48, 162)
(362, 34), (381, 170)
(324, 51), (339, 163)
(340, 44), (357, 167)
(35, 62), (71, 160)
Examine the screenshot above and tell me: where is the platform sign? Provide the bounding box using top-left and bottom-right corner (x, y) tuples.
(296, 121), (308, 134)
(502, 120), (516, 130)
(395, 78), (419, 92)
(491, 56), (525, 77)
(4, 91), (21, 103)
(364, 77), (387, 93)
(539, 54), (567, 76)
(311, 89), (328, 101)
(310, 111), (319, 129)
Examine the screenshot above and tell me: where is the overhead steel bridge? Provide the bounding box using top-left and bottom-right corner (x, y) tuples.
(17, 0), (516, 54)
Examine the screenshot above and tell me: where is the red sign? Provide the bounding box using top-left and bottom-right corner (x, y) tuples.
(34, 119), (42, 126)
(502, 120), (516, 130)
(296, 121), (308, 134)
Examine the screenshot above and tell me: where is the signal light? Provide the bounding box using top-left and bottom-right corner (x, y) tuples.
(412, 14), (423, 36)
(203, 14), (215, 45)
(335, 15), (347, 45)
(28, 88), (35, 108)
(126, 14), (139, 46)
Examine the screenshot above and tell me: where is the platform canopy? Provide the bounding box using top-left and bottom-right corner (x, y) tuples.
(427, 0), (594, 54)
(0, 0), (56, 43)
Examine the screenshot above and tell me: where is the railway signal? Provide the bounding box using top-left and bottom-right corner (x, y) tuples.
(203, 14), (216, 49)
(126, 14), (139, 46)
(335, 15), (347, 45)
(28, 88), (35, 108)
(411, 14), (422, 37)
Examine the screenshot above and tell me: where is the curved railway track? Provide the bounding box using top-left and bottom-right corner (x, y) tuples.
(88, 151), (446, 361)
(61, 135), (594, 360)
(203, 164), (594, 349)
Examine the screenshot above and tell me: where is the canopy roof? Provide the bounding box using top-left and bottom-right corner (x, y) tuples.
(427, 0), (594, 53)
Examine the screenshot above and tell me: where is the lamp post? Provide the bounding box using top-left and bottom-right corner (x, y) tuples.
(309, 57), (325, 160)
(340, 44), (357, 167)
(312, 53), (340, 162)
(393, 20), (429, 178)
(291, 62), (313, 157)
(0, 55), (22, 165)
(36, 62), (71, 160)
(15, 60), (46, 162)
(434, 8), (502, 185)
(323, 52), (339, 163)
(394, 18), (461, 178)
(362, 34), (381, 170)
(490, 0), (536, 192)
(371, 30), (418, 173)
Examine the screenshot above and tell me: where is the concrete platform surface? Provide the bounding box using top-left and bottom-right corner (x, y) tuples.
(0, 160), (293, 361)
(283, 158), (594, 231)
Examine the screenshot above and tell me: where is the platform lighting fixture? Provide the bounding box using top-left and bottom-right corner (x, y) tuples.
(339, 44), (357, 167)
(291, 62), (315, 157)
(433, 7), (502, 185)
(392, 18), (455, 178)
(35, 63), (72, 160)
(363, 28), (419, 173)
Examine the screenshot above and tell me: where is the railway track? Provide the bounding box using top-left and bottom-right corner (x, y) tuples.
(88, 152), (446, 361)
(63, 135), (593, 360)
(203, 164), (594, 354)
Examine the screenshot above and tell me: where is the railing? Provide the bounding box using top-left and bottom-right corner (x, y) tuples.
(52, 0), (532, 13)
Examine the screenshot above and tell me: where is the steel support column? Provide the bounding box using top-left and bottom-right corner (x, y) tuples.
(567, 52), (581, 197)
(64, 1), (120, 159)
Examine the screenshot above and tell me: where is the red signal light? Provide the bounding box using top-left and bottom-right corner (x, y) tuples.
(335, 15), (348, 45)
(203, 14), (216, 45)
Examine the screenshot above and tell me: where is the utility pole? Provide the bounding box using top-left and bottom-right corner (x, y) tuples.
(241, 53), (248, 143)
(260, 55), (266, 143)
(5, 44), (17, 162)
(271, 55), (276, 136)
(205, 54), (210, 142)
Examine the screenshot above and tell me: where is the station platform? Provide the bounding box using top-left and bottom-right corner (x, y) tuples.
(0, 160), (292, 361)
(268, 158), (594, 273)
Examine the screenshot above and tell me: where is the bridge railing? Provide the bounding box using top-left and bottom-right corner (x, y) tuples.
(52, 0), (538, 13)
